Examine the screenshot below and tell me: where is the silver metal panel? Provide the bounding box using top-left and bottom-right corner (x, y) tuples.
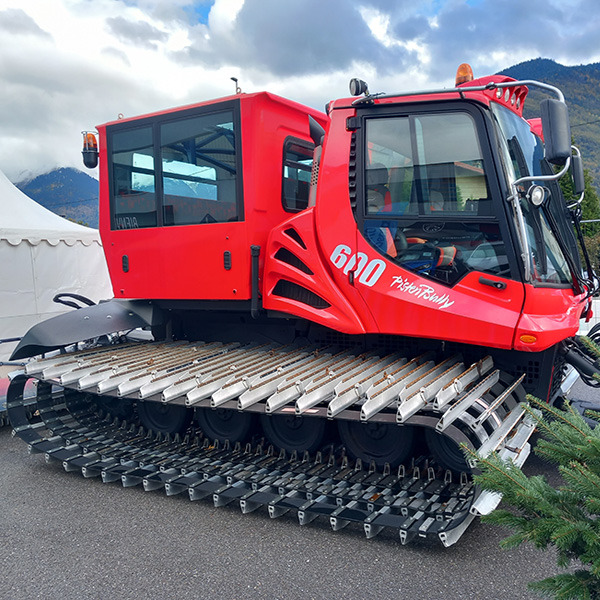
(436, 370), (500, 432)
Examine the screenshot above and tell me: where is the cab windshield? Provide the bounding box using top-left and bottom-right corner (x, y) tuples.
(491, 103), (576, 287)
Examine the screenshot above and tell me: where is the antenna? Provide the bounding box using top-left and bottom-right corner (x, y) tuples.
(231, 77), (242, 94)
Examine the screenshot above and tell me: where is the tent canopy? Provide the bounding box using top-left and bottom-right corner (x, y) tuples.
(0, 169), (100, 246)
(0, 168), (112, 362)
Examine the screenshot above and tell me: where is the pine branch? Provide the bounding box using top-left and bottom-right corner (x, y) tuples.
(529, 570), (600, 600)
(469, 449), (528, 493)
(561, 461), (600, 504)
(527, 396), (592, 441)
(472, 392), (600, 598)
(580, 335), (600, 360)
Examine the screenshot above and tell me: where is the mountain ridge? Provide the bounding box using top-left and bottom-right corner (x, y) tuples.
(16, 167), (99, 228)
(499, 58), (600, 189)
(13, 58), (600, 225)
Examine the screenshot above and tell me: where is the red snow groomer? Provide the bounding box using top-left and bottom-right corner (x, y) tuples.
(9, 64), (600, 546)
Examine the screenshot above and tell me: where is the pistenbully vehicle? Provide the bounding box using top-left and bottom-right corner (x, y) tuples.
(7, 64), (600, 546)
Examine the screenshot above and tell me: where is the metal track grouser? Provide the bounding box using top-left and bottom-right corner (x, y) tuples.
(8, 338), (534, 546)
(7, 64), (600, 545)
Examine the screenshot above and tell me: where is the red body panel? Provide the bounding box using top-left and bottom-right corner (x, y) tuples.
(263, 105), (527, 348)
(95, 77), (585, 354)
(98, 93), (327, 300)
(514, 285), (586, 351)
(262, 209), (374, 333)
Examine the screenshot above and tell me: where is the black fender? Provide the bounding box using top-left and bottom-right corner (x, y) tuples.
(10, 300), (163, 360)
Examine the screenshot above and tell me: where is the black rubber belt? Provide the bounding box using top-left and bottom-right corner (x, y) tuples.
(7, 374), (478, 546)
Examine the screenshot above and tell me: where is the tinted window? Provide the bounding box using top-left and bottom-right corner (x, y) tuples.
(282, 139), (313, 212)
(365, 113), (491, 218)
(109, 106), (240, 230)
(161, 112), (238, 225)
(112, 126), (157, 229)
(362, 111), (508, 285)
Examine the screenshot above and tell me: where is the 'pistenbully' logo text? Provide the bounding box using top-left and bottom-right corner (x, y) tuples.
(390, 275), (454, 309)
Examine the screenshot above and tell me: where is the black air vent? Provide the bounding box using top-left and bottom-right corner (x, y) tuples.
(349, 131), (357, 211)
(283, 228), (307, 249)
(274, 248), (313, 275)
(273, 280), (330, 309)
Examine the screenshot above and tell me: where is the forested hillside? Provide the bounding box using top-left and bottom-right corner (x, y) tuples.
(500, 59), (600, 191)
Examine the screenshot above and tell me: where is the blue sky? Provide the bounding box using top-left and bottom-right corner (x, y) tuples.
(184, 0), (213, 23)
(0, 0), (599, 181)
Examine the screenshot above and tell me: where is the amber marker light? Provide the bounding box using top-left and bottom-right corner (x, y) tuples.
(82, 131), (99, 169)
(519, 334), (538, 344)
(455, 63), (474, 86)
(83, 132), (98, 151)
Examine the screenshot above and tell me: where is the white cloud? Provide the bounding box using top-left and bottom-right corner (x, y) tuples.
(0, 0), (599, 181)
(207, 0), (244, 34)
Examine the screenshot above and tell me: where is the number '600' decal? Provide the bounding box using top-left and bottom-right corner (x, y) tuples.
(329, 244), (386, 287)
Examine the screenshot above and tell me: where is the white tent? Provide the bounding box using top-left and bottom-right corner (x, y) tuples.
(0, 169), (112, 362)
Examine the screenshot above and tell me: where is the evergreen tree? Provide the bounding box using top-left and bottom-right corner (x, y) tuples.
(559, 142), (600, 237)
(467, 337), (600, 599)
(580, 169), (600, 232)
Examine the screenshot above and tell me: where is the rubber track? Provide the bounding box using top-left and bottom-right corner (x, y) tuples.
(7, 342), (533, 546)
(7, 348), (534, 546)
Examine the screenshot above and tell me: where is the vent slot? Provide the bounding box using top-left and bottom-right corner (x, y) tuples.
(272, 280), (330, 309)
(274, 248), (313, 275)
(283, 228), (307, 250)
(503, 359), (541, 389)
(349, 131), (357, 211)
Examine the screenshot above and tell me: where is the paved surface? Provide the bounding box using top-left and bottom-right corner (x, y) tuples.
(1, 302), (597, 599)
(0, 425), (578, 599)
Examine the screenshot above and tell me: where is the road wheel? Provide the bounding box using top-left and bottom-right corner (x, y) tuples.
(338, 420), (415, 468)
(260, 413), (327, 454)
(196, 407), (255, 443)
(138, 401), (193, 435)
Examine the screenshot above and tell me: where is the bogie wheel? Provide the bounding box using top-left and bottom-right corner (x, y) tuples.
(338, 420), (415, 468)
(195, 407), (256, 443)
(260, 413), (328, 454)
(424, 428), (471, 473)
(137, 401), (193, 435)
(94, 396), (134, 421)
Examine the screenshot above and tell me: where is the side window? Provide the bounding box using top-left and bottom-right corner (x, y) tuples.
(362, 111), (510, 286)
(365, 117), (413, 216)
(282, 139), (313, 212)
(111, 126), (157, 229)
(364, 113), (491, 218)
(412, 113), (491, 216)
(161, 111), (238, 225)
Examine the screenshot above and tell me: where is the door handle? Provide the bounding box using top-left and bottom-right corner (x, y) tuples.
(479, 276), (507, 290)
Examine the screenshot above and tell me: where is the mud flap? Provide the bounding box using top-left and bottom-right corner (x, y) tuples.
(10, 300), (162, 360)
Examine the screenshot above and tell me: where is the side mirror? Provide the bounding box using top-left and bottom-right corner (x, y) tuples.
(540, 99), (571, 165)
(571, 151), (585, 196)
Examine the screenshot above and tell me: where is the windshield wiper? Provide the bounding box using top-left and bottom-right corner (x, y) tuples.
(542, 203), (584, 296)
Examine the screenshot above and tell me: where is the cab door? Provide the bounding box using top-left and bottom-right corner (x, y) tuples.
(351, 104), (525, 350)
(103, 102), (249, 301)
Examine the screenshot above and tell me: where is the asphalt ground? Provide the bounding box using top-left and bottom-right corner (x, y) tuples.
(4, 401), (592, 600)
(2, 425), (565, 600)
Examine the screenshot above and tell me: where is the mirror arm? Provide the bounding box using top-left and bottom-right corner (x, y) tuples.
(567, 145), (586, 209)
(567, 193), (585, 210)
(512, 156), (571, 190)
